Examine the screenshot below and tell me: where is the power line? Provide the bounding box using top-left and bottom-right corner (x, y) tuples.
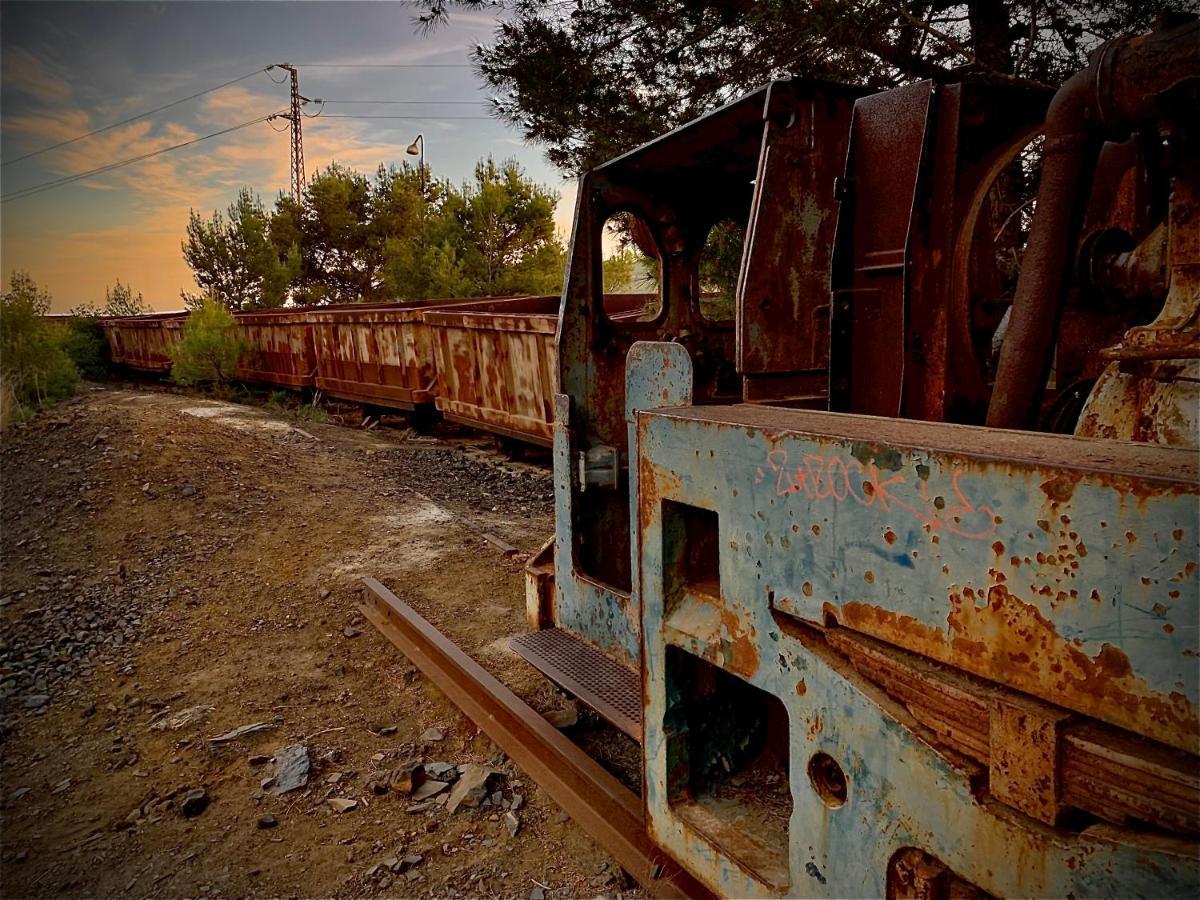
(1, 112), (283, 204)
(311, 114), (496, 120)
(292, 63), (472, 68)
(319, 99), (484, 104)
(1, 67), (274, 167)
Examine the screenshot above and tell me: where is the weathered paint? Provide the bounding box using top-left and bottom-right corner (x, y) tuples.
(424, 294), (653, 447)
(425, 295), (561, 446)
(551, 392), (640, 667)
(235, 308), (317, 388)
(308, 299), (454, 409)
(101, 313), (186, 372)
(633, 350), (1199, 897)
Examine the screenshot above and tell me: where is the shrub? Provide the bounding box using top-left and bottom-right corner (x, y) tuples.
(0, 272), (79, 425)
(169, 298), (243, 386)
(61, 315), (112, 379)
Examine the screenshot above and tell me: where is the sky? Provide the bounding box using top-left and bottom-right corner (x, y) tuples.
(0, 0), (580, 312)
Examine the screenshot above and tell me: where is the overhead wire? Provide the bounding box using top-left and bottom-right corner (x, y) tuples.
(1, 111), (286, 204)
(2, 63), (500, 204)
(2, 67), (276, 167)
(291, 63), (472, 68)
(319, 99), (484, 104)
(311, 114), (495, 120)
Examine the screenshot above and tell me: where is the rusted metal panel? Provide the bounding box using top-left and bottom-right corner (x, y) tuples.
(737, 81), (860, 399)
(632, 383), (1198, 897)
(421, 294), (653, 447)
(550, 84), (762, 678)
(100, 313), (186, 372)
(829, 80), (1049, 424)
(988, 20), (1200, 430)
(423, 295), (561, 446)
(234, 308), (317, 388)
(307, 298), (508, 410)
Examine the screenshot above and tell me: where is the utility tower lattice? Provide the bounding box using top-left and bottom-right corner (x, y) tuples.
(276, 64), (306, 201)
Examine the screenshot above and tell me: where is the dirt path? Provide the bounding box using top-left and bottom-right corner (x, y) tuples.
(0, 384), (639, 898)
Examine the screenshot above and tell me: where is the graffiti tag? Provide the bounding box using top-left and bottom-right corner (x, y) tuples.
(755, 449), (998, 541)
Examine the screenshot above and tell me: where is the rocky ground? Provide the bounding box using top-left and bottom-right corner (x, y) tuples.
(0, 383), (641, 898)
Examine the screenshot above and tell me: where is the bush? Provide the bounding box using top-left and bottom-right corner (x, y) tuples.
(61, 316), (111, 379)
(0, 272), (79, 425)
(169, 298), (243, 386)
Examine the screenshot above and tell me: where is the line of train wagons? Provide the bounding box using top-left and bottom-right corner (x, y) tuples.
(100, 294), (652, 448)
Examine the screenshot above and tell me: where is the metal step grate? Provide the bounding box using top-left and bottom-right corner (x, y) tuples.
(510, 628), (642, 741)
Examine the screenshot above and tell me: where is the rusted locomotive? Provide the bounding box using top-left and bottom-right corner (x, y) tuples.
(497, 18), (1198, 900)
(111, 17), (1199, 897)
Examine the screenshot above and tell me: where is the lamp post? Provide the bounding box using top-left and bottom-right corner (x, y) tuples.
(406, 133), (425, 190)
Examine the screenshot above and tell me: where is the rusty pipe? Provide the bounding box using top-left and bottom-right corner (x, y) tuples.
(986, 19), (1200, 429)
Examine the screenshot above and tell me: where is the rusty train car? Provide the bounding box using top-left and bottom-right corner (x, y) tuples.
(101, 294), (657, 447)
(99, 312), (187, 373)
(355, 18), (1200, 900)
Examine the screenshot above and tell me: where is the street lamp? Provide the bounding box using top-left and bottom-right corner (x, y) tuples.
(406, 133), (425, 189)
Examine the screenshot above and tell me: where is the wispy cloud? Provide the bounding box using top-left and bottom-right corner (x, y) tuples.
(1, 1), (566, 312)
(1, 46), (73, 105)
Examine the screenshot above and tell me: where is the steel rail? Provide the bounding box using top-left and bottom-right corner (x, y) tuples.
(360, 577), (713, 900)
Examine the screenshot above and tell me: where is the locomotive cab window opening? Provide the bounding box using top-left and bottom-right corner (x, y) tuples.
(697, 218), (744, 324)
(600, 210), (662, 321)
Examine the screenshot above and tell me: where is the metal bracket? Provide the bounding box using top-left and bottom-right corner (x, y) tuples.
(577, 444), (620, 491)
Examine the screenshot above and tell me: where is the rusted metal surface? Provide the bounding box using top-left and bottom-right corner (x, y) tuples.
(988, 19), (1200, 430)
(830, 80), (1049, 423)
(307, 299), (460, 410)
(549, 82), (767, 676)
(358, 577), (712, 900)
(826, 626), (1200, 834)
(234, 307), (317, 388)
(423, 293), (654, 449)
(519, 21), (1200, 900)
(1077, 155), (1200, 447)
(737, 81), (860, 404)
(100, 313), (186, 372)
(510, 627), (642, 740)
(632, 391), (1199, 897)
(423, 295), (560, 446)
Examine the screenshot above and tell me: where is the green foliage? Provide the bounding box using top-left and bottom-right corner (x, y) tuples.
(276, 157), (567, 303)
(60, 279), (149, 379)
(293, 401), (328, 424)
(183, 188), (297, 311)
(60, 317), (111, 379)
(0, 271), (79, 424)
(103, 280), (151, 317)
(420, 1), (1184, 173)
(264, 387), (327, 423)
(698, 220), (745, 322)
(281, 164), (378, 305)
(602, 246), (640, 293)
(444, 157), (566, 296)
(169, 298), (243, 386)
(185, 154), (568, 308)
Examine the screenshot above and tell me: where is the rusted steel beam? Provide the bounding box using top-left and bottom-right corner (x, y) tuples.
(359, 577), (713, 900)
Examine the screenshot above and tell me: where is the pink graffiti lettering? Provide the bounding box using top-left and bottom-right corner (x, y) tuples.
(757, 449), (997, 541)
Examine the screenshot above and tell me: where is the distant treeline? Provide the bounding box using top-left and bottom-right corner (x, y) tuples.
(181, 157), (571, 311)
